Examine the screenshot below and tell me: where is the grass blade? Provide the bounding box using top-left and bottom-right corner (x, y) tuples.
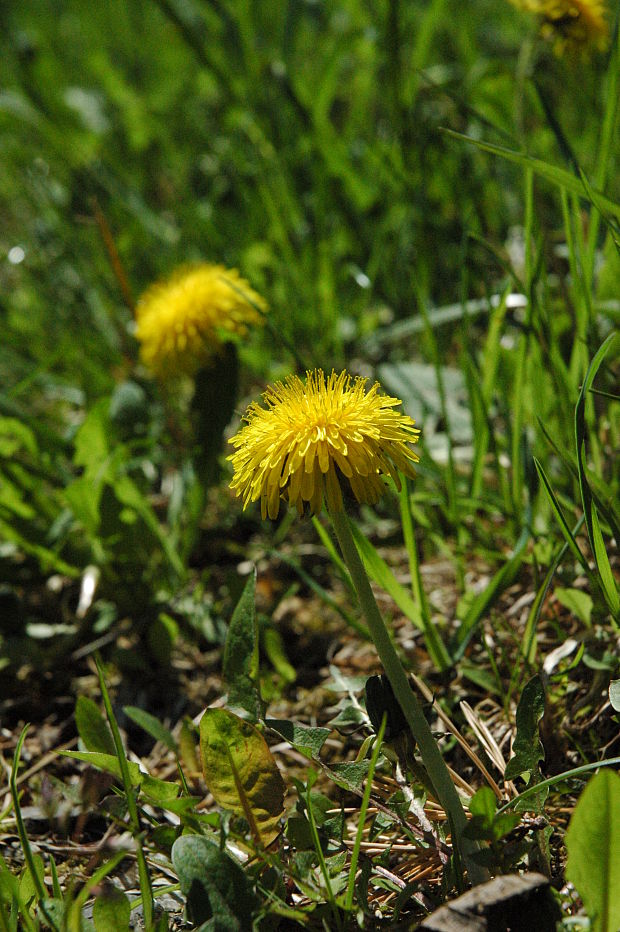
(451, 524), (530, 661)
(534, 458), (594, 580)
(443, 130), (620, 221)
(591, 503), (620, 622)
(574, 333), (619, 572)
(399, 479), (451, 670)
(10, 726), (56, 931)
(344, 713), (387, 912)
(521, 516), (586, 664)
(497, 757), (620, 815)
(96, 656), (153, 928)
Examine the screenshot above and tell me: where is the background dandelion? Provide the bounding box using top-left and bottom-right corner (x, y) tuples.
(135, 263), (267, 378)
(509, 0), (609, 53)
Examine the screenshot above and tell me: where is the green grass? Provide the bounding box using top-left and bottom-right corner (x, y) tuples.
(1, 0), (619, 929)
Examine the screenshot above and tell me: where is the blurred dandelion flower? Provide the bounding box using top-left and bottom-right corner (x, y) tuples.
(135, 264), (267, 377)
(228, 369), (420, 519)
(510, 0), (609, 54)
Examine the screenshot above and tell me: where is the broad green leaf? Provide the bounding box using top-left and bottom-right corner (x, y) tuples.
(555, 588), (593, 626)
(566, 770), (620, 932)
(610, 680), (620, 713)
(199, 708), (285, 845)
(61, 751), (142, 785)
(0, 861), (20, 903)
(141, 774), (181, 803)
(326, 761), (370, 793)
(378, 360), (473, 455)
(92, 885), (131, 932)
(223, 570), (262, 719)
(504, 675), (545, 782)
(65, 474), (103, 535)
(265, 718), (331, 758)
(172, 835), (257, 929)
(123, 706), (177, 753)
(75, 696), (116, 756)
(468, 786), (497, 823)
(72, 400), (110, 472)
(18, 853), (45, 907)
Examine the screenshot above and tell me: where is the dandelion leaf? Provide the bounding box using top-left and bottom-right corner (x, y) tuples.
(565, 770), (620, 932)
(199, 708), (285, 845)
(172, 834), (257, 929)
(223, 570), (262, 720)
(504, 674), (545, 782)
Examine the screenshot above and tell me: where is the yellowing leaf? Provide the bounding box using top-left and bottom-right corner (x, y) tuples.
(199, 709), (285, 846)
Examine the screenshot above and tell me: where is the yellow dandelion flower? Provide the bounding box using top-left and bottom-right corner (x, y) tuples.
(228, 369), (420, 520)
(510, 0), (609, 54)
(135, 263), (267, 377)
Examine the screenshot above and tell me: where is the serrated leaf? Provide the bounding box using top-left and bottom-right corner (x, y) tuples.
(199, 709), (285, 845)
(326, 761), (370, 793)
(265, 719), (331, 758)
(565, 770), (620, 932)
(75, 696), (116, 756)
(504, 675), (545, 781)
(172, 834), (256, 929)
(223, 570), (262, 719)
(92, 885), (131, 932)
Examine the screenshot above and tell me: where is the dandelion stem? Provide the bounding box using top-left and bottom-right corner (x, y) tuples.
(329, 507), (487, 886)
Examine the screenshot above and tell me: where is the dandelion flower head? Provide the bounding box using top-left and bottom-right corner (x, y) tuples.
(228, 369), (420, 519)
(510, 0), (609, 54)
(135, 263), (267, 377)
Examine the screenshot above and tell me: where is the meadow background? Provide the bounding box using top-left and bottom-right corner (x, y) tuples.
(1, 0), (619, 929)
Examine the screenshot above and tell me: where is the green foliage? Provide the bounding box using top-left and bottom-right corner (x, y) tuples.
(265, 719), (331, 760)
(222, 569), (263, 720)
(199, 708), (285, 846)
(1, 0), (620, 925)
(172, 835), (257, 930)
(75, 695), (116, 756)
(565, 770), (620, 932)
(92, 885), (131, 932)
(463, 787), (524, 872)
(504, 675), (545, 785)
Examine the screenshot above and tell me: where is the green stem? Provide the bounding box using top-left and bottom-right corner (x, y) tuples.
(329, 508), (487, 886)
